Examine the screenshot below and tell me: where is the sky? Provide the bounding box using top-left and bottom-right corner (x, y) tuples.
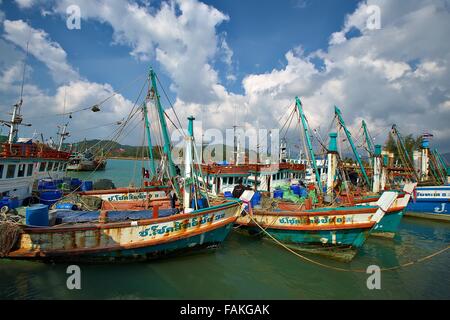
(0, 0), (449, 155)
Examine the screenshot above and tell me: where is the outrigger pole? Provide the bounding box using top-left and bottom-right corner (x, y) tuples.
(362, 120), (374, 157)
(391, 124), (420, 181)
(295, 97), (323, 193)
(334, 106), (371, 189)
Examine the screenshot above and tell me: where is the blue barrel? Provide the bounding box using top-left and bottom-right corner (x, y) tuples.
(8, 197), (20, 209)
(81, 181), (93, 191)
(71, 178), (82, 187)
(55, 203), (78, 210)
(274, 190), (284, 199)
(26, 204), (49, 226)
(224, 191), (233, 199)
(40, 190), (63, 207)
(38, 179), (57, 190)
(290, 185), (301, 195)
(299, 187), (308, 198)
(191, 198), (206, 209)
(251, 192), (262, 207)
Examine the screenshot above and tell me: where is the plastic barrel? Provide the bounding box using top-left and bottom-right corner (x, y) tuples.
(299, 187), (308, 198)
(71, 178), (82, 188)
(190, 199), (205, 209)
(81, 181), (93, 191)
(8, 198), (20, 210)
(251, 192), (262, 207)
(274, 190), (284, 199)
(55, 203), (78, 210)
(39, 179), (57, 190)
(26, 204), (49, 226)
(290, 185), (301, 195)
(40, 190), (63, 207)
(224, 191), (233, 198)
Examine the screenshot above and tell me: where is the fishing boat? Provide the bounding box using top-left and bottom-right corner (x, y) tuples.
(67, 151), (107, 171)
(0, 92), (70, 210)
(236, 190), (398, 261)
(390, 127), (450, 221)
(1, 111), (242, 262)
(0, 66), (244, 262)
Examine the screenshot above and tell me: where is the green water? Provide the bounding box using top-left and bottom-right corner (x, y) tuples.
(1, 159), (449, 300)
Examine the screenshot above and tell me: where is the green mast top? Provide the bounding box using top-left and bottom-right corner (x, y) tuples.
(335, 106), (371, 188)
(295, 97), (323, 193)
(362, 120), (374, 156)
(149, 68), (176, 177)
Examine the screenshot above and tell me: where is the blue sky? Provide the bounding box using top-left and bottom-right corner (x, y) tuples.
(0, 0), (449, 155)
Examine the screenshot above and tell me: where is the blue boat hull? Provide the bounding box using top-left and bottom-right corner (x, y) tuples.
(406, 200), (450, 221)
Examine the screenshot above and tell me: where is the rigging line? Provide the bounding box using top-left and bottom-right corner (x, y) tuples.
(282, 107), (296, 140)
(31, 73), (147, 119)
(155, 74), (185, 132)
(276, 101), (296, 124)
(19, 40), (30, 103)
(279, 106), (296, 136)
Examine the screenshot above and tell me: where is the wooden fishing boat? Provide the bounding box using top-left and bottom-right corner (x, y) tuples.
(1, 69), (243, 262)
(4, 199), (241, 262)
(236, 191), (398, 261)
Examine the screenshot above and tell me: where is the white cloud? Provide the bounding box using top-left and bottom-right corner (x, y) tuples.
(51, 0), (230, 104)
(14, 0), (35, 9)
(3, 0), (450, 153)
(0, 23), (134, 144)
(3, 20), (79, 83)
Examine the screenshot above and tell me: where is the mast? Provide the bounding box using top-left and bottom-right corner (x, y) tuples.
(143, 81), (156, 176)
(326, 133), (338, 196)
(334, 106), (371, 188)
(295, 97), (323, 193)
(184, 116), (195, 212)
(57, 122), (70, 151)
(149, 68), (176, 177)
(1, 42), (32, 143)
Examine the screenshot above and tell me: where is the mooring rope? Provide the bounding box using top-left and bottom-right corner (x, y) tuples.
(247, 214), (449, 273)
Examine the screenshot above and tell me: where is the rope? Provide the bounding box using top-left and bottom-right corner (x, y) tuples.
(0, 213), (22, 257)
(247, 213), (449, 273)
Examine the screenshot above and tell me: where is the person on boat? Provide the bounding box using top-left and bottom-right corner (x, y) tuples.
(232, 178), (251, 198)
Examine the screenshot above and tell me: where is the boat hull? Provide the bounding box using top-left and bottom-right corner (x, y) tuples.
(235, 206), (380, 261)
(371, 209), (404, 238)
(405, 186), (450, 221)
(5, 201), (241, 262)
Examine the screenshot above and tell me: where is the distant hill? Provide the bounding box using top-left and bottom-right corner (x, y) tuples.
(65, 139), (163, 159)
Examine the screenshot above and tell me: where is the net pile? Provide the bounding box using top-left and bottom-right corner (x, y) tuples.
(0, 214), (22, 257)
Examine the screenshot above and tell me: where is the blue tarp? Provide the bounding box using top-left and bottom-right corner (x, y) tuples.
(55, 208), (179, 224)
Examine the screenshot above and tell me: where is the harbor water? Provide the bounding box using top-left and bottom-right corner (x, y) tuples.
(0, 159), (449, 300)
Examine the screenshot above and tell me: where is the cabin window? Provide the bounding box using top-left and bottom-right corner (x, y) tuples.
(39, 162), (46, 172)
(0, 165), (4, 179)
(47, 162), (53, 171)
(223, 177), (228, 185)
(272, 174), (276, 180)
(27, 163), (34, 176)
(17, 164), (26, 177)
(53, 162), (58, 171)
(6, 165), (16, 179)
(62, 163), (67, 171)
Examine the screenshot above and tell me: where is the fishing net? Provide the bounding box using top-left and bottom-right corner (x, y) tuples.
(0, 214), (22, 257)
